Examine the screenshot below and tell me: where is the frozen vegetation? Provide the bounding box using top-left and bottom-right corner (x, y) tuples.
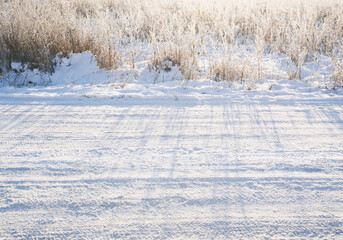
(0, 0), (343, 89)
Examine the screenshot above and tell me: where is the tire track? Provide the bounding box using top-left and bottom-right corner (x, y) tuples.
(0, 102), (342, 239)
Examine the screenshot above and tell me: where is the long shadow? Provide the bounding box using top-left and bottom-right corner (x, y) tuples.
(223, 103), (248, 221)
(168, 107), (188, 178)
(0, 104), (43, 132)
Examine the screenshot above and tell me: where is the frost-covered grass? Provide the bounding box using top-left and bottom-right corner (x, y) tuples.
(0, 0), (343, 89)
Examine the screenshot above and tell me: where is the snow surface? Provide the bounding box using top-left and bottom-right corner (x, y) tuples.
(0, 52), (343, 239)
(1, 51), (342, 102)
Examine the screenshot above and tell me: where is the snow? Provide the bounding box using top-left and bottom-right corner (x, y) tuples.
(0, 52), (343, 239)
(1, 51), (342, 103)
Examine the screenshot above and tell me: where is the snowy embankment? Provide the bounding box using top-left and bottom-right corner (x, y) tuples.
(0, 53), (343, 239)
(0, 52), (342, 104)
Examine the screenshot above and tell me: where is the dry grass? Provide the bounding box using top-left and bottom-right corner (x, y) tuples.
(211, 59), (246, 83)
(331, 60), (343, 89)
(0, 0), (343, 84)
(209, 57), (258, 90)
(151, 41), (199, 81)
(0, 0), (92, 72)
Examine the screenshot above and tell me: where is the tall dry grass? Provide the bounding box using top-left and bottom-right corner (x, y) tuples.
(0, 0), (342, 86)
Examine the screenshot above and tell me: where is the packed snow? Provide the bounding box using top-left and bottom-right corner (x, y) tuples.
(0, 52), (343, 239)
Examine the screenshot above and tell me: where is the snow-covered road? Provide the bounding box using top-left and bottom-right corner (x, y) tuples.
(0, 99), (343, 239)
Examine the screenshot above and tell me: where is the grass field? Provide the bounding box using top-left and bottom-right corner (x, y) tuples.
(0, 0), (343, 88)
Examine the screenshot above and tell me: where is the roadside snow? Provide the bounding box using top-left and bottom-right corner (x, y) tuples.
(0, 52), (342, 104)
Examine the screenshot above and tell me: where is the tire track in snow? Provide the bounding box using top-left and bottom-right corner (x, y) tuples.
(0, 102), (342, 239)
